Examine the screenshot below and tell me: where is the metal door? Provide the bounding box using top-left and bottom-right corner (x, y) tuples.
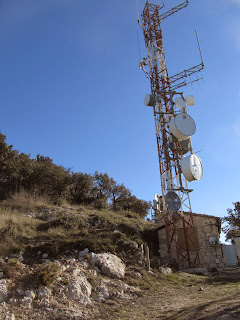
(222, 245), (238, 266)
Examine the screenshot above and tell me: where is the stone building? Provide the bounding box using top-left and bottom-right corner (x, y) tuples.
(233, 236), (240, 263)
(158, 212), (225, 270)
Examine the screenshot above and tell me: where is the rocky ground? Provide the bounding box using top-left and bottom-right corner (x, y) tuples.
(102, 268), (240, 320)
(1, 252), (240, 320)
(0, 250), (142, 319)
(1, 204), (240, 320)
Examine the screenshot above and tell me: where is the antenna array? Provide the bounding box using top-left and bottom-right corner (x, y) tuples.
(139, 0), (204, 268)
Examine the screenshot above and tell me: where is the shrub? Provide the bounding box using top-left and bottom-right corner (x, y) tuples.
(38, 263), (60, 287)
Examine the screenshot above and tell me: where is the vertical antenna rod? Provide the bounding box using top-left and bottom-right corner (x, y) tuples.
(195, 30), (204, 67)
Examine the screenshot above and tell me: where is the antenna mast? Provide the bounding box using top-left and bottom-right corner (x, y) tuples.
(139, 1), (204, 268)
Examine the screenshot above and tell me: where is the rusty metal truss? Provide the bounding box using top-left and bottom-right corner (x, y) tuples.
(140, 1), (204, 268)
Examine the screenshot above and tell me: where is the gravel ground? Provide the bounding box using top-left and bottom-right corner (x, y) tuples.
(96, 268), (240, 320)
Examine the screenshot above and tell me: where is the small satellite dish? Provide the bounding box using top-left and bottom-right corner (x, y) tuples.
(174, 96), (185, 109)
(166, 191), (181, 211)
(169, 113), (196, 141)
(181, 154), (203, 182)
(169, 137), (191, 155)
(175, 138), (191, 155)
(185, 95), (195, 106)
(144, 94), (155, 106)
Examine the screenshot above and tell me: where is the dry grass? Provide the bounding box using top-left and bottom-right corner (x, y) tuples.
(0, 207), (40, 256)
(0, 195), (155, 259)
(1, 190), (51, 214)
(94, 208), (155, 232)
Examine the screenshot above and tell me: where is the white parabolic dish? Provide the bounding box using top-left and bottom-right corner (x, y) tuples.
(181, 154), (203, 182)
(144, 94), (155, 106)
(169, 113), (196, 141)
(174, 96), (185, 109)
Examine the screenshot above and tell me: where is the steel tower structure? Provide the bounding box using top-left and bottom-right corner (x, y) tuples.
(139, 0), (204, 268)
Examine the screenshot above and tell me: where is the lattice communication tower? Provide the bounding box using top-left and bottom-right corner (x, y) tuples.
(139, 0), (204, 268)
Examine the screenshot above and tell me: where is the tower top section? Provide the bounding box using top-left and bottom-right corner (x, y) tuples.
(139, 0), (204, 91)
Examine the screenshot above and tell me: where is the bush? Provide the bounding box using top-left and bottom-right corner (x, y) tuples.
(38, 263), (60, 286)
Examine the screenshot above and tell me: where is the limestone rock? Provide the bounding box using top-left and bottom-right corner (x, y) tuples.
(93, 284), (110, 301)
(4, 314), (15, 320)
(37, 285), (51, 299)
(65, 274), (92, 302)
(25, 290), (36, 299)
(90, 253), (125, 279)
(21, 297), (32, 309)
(65, 283), (82, 300)
(16, 286), (25, 296)
(79, 248), (89, 258)
(78, 275), (92, 297)
(40, 298), (49, 307)
(0, 279), (8, 303)
(159, 267), (172, 275)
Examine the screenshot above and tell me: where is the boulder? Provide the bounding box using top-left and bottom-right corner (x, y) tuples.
(65, 274), (92, 302)
(90, 253), (125, 279)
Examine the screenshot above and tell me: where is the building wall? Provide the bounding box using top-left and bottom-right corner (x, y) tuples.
(158, 214), (225, 270)
(234, 237), (240, 263)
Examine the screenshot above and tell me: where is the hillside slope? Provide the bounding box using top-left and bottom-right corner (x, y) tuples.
(1, 199), (240, 320)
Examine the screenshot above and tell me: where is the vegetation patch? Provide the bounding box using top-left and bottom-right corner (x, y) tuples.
(0, 208), (39, 257)
(38, 262), (60, 287)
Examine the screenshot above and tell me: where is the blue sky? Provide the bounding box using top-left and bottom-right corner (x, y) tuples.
(0, 0), (239, 241)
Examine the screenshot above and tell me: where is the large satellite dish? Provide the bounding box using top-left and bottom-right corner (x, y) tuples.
(166, 191), (181, 212)
(181, 154), (203, 182)
(169, 113), (196, 141)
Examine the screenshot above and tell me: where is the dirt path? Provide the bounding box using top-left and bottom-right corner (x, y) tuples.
(97, 270), (240, 320)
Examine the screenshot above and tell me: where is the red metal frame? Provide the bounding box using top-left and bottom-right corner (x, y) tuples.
(141, 1), (200, 268)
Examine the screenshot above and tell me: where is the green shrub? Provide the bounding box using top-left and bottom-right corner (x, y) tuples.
(38, 263), (60, 287)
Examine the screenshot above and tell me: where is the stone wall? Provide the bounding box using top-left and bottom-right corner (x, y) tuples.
(158, 213), (225, 270)
(234, 236), (240, 263)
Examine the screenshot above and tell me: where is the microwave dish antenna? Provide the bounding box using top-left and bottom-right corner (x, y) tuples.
(185, 95), (195, 106)
(166, 191), (181, 212)
(169, 113), (196, 141)
(175, 96), (185, 109)
(169, 138), (192, 155)
(181, 154), (203, 182)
